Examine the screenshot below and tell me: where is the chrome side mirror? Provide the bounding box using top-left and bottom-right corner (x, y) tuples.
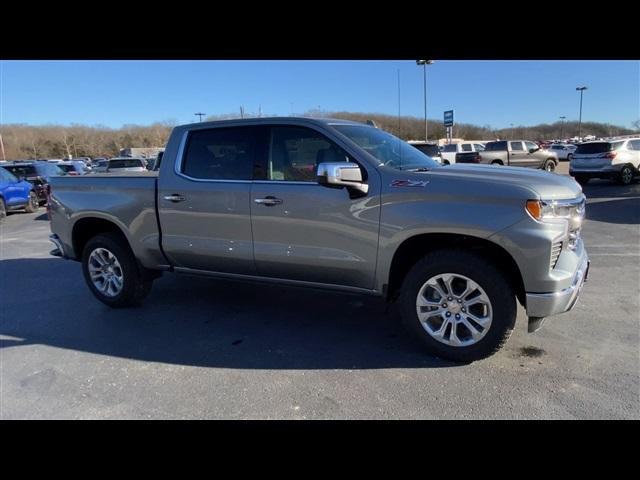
(316, 162), (368, 195)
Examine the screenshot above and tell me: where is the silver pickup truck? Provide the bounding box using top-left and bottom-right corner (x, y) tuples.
(456, 140), (559, 172)
(48, 118), (589, 362)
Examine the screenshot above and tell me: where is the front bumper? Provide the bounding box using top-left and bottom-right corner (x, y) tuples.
(525, 253), (589, 318)
(49, 234), (67, 258)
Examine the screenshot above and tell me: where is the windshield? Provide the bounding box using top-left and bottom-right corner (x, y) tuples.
(58, 164), (77, 173)
(333, 125), (440, 171)
(37, 163), (66, 177)
(0, 167), (19, 183)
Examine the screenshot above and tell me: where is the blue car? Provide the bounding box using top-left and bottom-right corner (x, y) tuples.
(0, 165), (39, 221)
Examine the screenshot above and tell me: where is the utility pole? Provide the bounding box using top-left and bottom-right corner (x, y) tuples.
(510, 123), (514, 139)
(559, 116), (566, 140)
(0, 133), (5, 161)
(576, 86), (587, 140)
(416, 60), (434, 142)
(240, 106), (245, 119)
(194, 112), (206, 122)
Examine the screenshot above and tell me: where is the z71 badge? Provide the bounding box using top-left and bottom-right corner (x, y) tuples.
(390, 179), (430, 187)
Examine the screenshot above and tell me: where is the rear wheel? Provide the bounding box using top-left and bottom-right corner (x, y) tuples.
(24, 191), (39, 213)
(82, 232), (153, 308)
(567, 153), (573, 161)
(398, 249), (517, 362)
(491, 160), (503, 166)
(543, 159), (556, 173)
(618, 165), (634, 185)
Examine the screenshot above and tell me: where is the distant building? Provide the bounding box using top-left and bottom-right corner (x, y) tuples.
(120, 147), (165, 159)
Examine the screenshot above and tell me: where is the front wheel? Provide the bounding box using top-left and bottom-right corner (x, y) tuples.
(398, 249), (517, 362)
(24, 191), (39, 213)
(82, 233), (153, 308)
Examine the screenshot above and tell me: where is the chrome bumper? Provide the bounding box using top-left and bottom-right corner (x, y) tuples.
(525, 254), (590, 319)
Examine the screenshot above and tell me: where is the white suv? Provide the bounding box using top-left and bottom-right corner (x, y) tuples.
(569, 138), (640, 185)
(441, 142), (486, 165)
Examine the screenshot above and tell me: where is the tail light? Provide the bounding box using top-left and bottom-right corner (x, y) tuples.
(602, 151), (617, 160)
(472, 152), (482, 163)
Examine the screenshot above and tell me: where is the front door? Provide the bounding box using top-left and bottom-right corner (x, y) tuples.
(157, 125), (260, 274)
(250, 125), (380, 290)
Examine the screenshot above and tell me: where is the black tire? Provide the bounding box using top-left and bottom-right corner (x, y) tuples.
(24, 191), (39, 213)
(81, 232), (153, 308)
(443, 160), (450, 165)
(618, 165), (634, 185)
(567, 153), (573, 161)
(574, 175), (590, 186)
(491, 160), (502, 166)
(398, 249), (517, 362)
(543, 159), (556, 173)
(0, 197), (6, 222)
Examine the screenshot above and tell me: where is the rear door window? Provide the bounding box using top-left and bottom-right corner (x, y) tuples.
(461, 143), (472, 152)
(181, 127), (256, 180)
(510, 141), (524, 151)
(443, 144), (457, 153)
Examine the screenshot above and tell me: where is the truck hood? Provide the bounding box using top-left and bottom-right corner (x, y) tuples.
(429, 164), (582, 200)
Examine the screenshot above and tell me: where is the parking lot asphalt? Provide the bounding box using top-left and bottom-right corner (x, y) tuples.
(1, 169), (639, 419)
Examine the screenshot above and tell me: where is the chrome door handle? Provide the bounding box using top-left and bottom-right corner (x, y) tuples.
(163, 194), (185, 203)
(254, 196), (283, 206)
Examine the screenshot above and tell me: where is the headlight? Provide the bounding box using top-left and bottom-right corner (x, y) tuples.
(526, 196), (585, 250)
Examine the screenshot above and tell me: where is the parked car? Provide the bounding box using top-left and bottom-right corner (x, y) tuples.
(408, 141), (444, 164)
(549, 143), (577, 161)
(57, 160), (90, 176)
(0, 166), (39, 220)
(440, 142), (486, 165)
(0, 161), (66, 205)
(48, 117), (589, 362)
(92, 157), (147, 173)
(569, 138), (640, 185)
(456, 140), (558, 172)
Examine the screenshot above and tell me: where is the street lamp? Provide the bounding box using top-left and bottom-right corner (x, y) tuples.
(416, 60), (434, 142)
(576, 86), (587, 140)
(559, 116), (566, 140)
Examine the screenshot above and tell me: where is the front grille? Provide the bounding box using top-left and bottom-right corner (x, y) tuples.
(551, 241), (563, 269)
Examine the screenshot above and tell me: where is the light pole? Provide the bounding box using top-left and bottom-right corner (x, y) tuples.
(194, 112), (206, 122)
(510, 123), (514, 139)
(416, 60), (434, 142)
(576, 86), (587, 140)
(559, 116), (566, 140)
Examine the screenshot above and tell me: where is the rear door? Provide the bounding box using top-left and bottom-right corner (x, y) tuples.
(508, 141), (527, 166)
(157, 125), (260, 274)
(250, 125), (380, 289)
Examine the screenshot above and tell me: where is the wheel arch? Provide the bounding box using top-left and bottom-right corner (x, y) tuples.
(385, 233), (526, 307)
(72, 216), (131, 261)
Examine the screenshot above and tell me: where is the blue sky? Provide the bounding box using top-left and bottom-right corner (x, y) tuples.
(1, 60), (638, 129)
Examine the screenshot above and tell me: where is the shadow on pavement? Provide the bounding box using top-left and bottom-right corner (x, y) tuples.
(0, 258), (456, 370)
(34, 213), (49, 221)
(582, 179), (640, 199)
